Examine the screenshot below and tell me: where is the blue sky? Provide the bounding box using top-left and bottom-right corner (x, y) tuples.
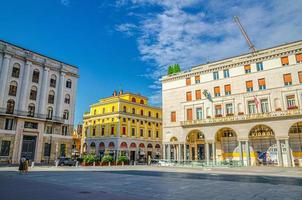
(0, 0), (301, 125)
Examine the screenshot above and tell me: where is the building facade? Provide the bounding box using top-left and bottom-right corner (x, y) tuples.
(0, 40), (78, 164)
(162, 40), (302, 167)
(81, 91), (162, 162)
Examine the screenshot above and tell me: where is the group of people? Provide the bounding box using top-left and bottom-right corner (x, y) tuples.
(18, 157), (29, 174)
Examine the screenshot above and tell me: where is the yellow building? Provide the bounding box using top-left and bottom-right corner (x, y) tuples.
(81, 90), (162, 163)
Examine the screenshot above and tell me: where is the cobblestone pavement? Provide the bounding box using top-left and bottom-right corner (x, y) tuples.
(0, 166), (302, 200)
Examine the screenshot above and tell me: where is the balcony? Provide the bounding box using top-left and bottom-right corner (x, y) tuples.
(180, 109), (302, 127)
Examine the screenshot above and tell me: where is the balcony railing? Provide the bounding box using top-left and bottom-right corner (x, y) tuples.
(0, 108), (64, 123)
(180, 109), (302, 127)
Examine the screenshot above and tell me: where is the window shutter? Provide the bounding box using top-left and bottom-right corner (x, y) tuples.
(195, 90), (201, 100)
(186, 92), (192, 101)
(195, 75), (200, 81)
(215, 105), (222, 109)
(281, 56), (289, 65)
(299, 72), (302, 83)
(186, 78), (191, 85)
(246, 81), (253, 88)
(187, 109), (192, 121)
(244, 65), (251, 70)
(214, 86), (220, 94)
(296, 54), (302, 62)
(224, 84), (231, 92)
(258, 78), (266, 86)
(283, 74), (292, 83)
(286, 95), (295, 99)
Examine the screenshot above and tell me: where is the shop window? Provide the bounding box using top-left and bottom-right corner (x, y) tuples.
(0, 141), (11, 156)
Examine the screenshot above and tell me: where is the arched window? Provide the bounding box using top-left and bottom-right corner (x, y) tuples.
(48, 90), (55, 104)
(47, 107), (53, 119)
(8, 81), (18, 96)
(29, 86), (37, 100)
(112, 106), (115, 112)
(140, 109), (144, 116)
(132, 108), (135, 114)
(123, 106), (127, 112)
(66, 79), (72, 88)
(64, 94), (70, 104)
(148, 111), (151, 117)
(140, 99), (144, 104)
(32, 69), (40, 83)
(6, 100), (15, 114)
(50, 74), (57, 88)
(28, 104), (35, 117)
(63, 110), (69, 120)
(12, 63), (20, 78)
(131, 97), (136, 103)
(156, 113), (159, 118)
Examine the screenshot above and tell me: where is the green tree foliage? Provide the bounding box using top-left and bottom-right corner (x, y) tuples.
(167, 64), (181, 75)
(101, 155), (114, 163)
(117, 155), (129, 163)
(83, 154), (99, 164)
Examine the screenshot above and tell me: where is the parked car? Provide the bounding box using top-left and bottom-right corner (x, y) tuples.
(58, 157), (76, 166)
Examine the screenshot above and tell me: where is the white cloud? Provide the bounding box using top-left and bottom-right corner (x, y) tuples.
(116, 0), (302, 105)
(115, 23), (138, 36)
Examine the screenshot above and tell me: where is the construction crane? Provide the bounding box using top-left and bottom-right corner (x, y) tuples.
(234, 16), (256, 53)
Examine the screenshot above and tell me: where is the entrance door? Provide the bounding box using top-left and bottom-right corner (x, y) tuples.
(197, 144), (205, 160)
(21, 136), (37, 160)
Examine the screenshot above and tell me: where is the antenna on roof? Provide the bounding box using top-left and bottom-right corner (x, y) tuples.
(234, 16), (256, 53)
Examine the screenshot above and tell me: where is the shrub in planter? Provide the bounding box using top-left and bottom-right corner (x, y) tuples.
(238, 112), (244, 115)
(117, 156), (129, 165)
(83, 154), (99, 165)
(275, 108), (282, 111)
(101, 155), (113, 164)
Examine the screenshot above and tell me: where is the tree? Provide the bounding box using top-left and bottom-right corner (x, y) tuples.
(173, 64), (181, 73)
(167, 65), (174, 75)
(167, 64), (181, 75)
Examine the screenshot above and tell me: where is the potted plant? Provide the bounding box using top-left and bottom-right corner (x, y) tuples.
(215, 114), (222, 118)
(275, 108), (282, 111)
(238, 112), (244, 115)
(117, 155), (129, 166)
(226, 113), (234, 116)
(101, 155), (113, 166)
(288, 106), (298, 110)
(83, 154), (98, 166)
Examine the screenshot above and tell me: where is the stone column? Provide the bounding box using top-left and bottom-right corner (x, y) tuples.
(38, 67), (49, 115)
(285, 139), (292, 167)
(183, 143), (187, 161)
(276, 139), (284, 167)
(18, 60), (32, 111)
(212, 142), (216, 164)
(238, 141), (243, 165)
(55, 71), (65, 119)
(167, 144), (171, 161)
(178, 144), (181, 161)
(194, 143), (198, 160)
(0, 54), (11, 107)
(245, 141), (250, 166)
(205, 142), (210, 165)
(162, 143), (166, 160)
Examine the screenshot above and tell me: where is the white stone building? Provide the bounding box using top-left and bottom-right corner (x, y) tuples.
(0, 40), (79, 164)
(162, 40), (302, 167)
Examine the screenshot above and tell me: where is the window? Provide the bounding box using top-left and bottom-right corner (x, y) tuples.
(30, 86), (37, 100)
(63, 110), (69, 120)
(112, 106), (115, 112)
(111, 126), (114, 135)
(246, 80), (253, 92)
(156, 131), (159, 138)
(171, 111), (176, 122)
(140, 99), (144, 104)
(62, 126), (68, 135)
(131, 97), (136, 103)
(286, 95), (296, 109)
(224, 84), (231, 96)
(148, 111), (151, 117)
(32, 70), (40, 83)
(66, 79), (72, 88)
(283, 73), (292, 86)
(215, 105), (222, 116)
(50, 74), (56, 88)
(122, 127), (126, 135)
(102, 108), (105, 113)
(186, 91), (192, 101)
(64, 94), (70, 104)
(4, 119), (14, 130)
(214, 86), (220, 97)
(186, 108), (192, 121)
(140, 120), (143, 125)
(24, 122), (38, 129)
(196, 108), (202, 120)
(256, 62), (263, 71)
(132, 108), (135, 114)
(123, 118), (126, 122)
(223, 69), (229, 78)
(225, 103), (233, 115)
(47, 107), (53, 119)
(213, 71), (219, 80)
(258, 78), (266, 90)
(298, 72), (302, 83)
(92, 128), (96, 136)
(281, 56), (289, 66)
(244, 65), (251, 74)
(44, 143), (51, 157)
(296, 53), (302, 63)
(8, 81), (17, 96)
(28, 104), (35, 117)
(248, 101), (256, 114)
(60, 144), (66, 157)
(195, 75), (200, 84)
(140, 129), (144, 137)
(12, 63), (20, 78)
(0, 141), (11, 156)
(140, 110), (144, 116)
(48, 91), (55, 104)
(45, 126), (53, 134)
(260, 99), (269, 113)
(186, 78), (191, 85)
(101, 127), (105, 136)
(148, 130), (151, 138)
(195, 90), (201, 100)
(6, 100), (15, 114)
(156, 113), (159, 118)
(132, 128), (135, 136)
(123, 106), (127, 112)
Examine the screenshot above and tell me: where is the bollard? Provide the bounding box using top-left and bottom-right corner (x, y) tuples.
(93, 162), (95, 167)
(55, 160), (59, 167)
(31, 162), (35, 168)
(76, 161), (79, 168)
(109, 162), (111, 166)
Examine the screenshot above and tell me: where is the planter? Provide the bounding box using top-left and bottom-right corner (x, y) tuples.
(206, 116), (211, 119)
(238, 112), (244, 115)
(215, 114), (222, 118)
(226, 113), (234, 116)
(288, 106), (298, 110)
(275, 108), (282, 111)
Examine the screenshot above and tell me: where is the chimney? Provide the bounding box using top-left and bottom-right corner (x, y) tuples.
(119, 90), (123, 95)
(113, 90), (117, 96)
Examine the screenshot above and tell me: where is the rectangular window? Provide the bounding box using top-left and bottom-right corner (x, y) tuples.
(45, 126), (53, 134)
(140, 129), (144, 137)
(156, 131), (159, 138)
(0, 141), (11, 156)
(195, 90), (201, 100)
(122, 126), (126, 135)
(9, 85), (17, 96)
(281, 56), (289, 66)
(213, 71), (219, 80)
(44, 143), (51, 157)
(186, 78), (191, 86)
(92, 128), (96, 136)
(187, 108), (193, 121)
(171, 111), (176, 122)
(296, 53), (302, 63)
(32, 71), (39, 83)
(195, 75), (200, 84)
(225, 103), (233, 115)
(24, 122), (38, 129)
(131, 128), (135, 136)
(287, 95), (296, 109)
(248, 101), (256, 114)
(4, 119), (14, 130)
(62, 126), (68, 135)
(298, 72), (302, 83)
(246, 80), (253, 92)
(223, 69), (230, 78)
(224, 84), (231, 96)
(244, 65), (251, 74)
(148, 130), (151, 138)
(12, 67), (20, 78)
(260, 99), (269, 113)
(256, 62), (263, 71)
(111, 126), (114, 135)
(186, 91), (192, 101)
(60, 144), (66, 157)
(196, 108), (203, 120)
(258, 78), (266, 90)
(101, 127), (105, 136)
(283, 73), (292, 86)
(30, 89), (37, 100)
(214, 86), (220, 97)
(215, 105), (222, 116)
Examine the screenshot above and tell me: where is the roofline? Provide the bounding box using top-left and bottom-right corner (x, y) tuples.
(0, 39), (78, 69)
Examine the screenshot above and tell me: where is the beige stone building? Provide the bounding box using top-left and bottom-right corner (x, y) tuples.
(162, 40), (302, 167)
(0, 40), (78, 164)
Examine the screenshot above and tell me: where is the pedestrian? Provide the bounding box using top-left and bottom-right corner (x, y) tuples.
(23, 158), (29, 174)
(18, 157), (25, 174)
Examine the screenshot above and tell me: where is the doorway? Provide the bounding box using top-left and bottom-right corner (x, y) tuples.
(21, 136), (37, 161)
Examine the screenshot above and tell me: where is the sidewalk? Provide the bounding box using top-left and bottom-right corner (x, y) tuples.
(0, 165), (301, 177)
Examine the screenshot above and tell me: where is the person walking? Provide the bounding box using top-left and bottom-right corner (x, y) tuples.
(24, 158), (29, 174)
(18, 157), (25, 174)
